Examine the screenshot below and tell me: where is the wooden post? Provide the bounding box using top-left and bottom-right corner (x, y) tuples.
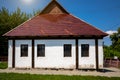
(12, 39), (15, 68)
(32, 39), (34, 68)
(95, 39), (99, 71)
(76, 39), (79, 69)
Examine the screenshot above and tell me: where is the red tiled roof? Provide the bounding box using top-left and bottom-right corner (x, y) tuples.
(3, 14), (107, 37)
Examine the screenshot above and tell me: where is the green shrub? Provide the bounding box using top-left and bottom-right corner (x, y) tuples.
(104, 46), (120, 59)
(0, 62), (8, 69)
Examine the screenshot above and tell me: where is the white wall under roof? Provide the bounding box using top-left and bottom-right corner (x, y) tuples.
(78, 39), (103, 69)
(8, 39), (103, 69)
(15, 40), (32, 68)
(34, 40), (76, 69)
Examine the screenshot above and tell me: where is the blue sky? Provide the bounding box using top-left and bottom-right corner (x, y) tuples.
(0, 0), (120, 45)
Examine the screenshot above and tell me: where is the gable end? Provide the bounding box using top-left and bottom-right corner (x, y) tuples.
(40, 0), (69, 14)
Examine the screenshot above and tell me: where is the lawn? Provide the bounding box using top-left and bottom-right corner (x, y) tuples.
(0, 62), (7, 69)
(0, 73), (120, 80)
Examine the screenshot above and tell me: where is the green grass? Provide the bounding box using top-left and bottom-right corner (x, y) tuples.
(0, 62), (8, 69)
(0, 73), (120, 80)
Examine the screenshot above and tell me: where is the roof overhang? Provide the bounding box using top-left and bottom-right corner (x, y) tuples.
(4, 35), (106, 39)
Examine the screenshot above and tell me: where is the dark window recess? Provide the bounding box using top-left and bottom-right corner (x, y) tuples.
(21, 45), (28, 57)
(81, 44), (89, 57)
(37, 44), (45, 57)
(64, 44), (72, 57)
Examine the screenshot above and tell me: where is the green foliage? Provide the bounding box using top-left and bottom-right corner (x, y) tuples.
(0, 7), (30, 56)
(0, 62), (8, 69)
(104, 46), (120, 59)
(0, 73), (120, 80)
(104, 46), (113, 58)
(110, 27), (120, 52)
(104, 27), (120, 59)
(0, 7), (30, 36)
(0, 7), (41, 36)
(0, 7), (10, 36)
(0, 7), (40, 56)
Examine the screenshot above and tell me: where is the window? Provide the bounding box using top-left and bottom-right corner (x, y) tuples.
(81, 44), (89, 57)
(37, 44), (45, 57)
(64, 44), (72, 57)
(21, 45), (28, 57)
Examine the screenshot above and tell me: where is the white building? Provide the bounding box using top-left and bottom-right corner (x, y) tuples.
(3, 0), (107, 70)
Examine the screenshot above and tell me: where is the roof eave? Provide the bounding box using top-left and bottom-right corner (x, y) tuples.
(4, 35), (106, 39)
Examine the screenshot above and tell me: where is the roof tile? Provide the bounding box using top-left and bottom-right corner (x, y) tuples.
(3, 14), (108, 37)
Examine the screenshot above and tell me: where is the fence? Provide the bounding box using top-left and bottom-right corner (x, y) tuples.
(104, 58), (120, 68)
(0, 56), (8, 61)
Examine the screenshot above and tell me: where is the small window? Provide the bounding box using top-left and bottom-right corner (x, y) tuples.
(64, 44), (72, 57)
(81, 44), (89, 57)
(37, 44), (45, 57)
(21, 45), (28, 57)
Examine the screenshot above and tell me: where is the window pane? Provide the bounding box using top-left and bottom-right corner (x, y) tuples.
(37, 44), (45, 57)
(64, 44), (72, 57)
(21, 45), (28, 57)
(81, 44), (89, 57)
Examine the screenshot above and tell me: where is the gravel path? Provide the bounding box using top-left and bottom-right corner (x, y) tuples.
(0, 68), (120, 77)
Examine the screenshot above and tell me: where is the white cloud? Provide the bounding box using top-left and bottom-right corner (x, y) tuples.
(106, 30), (118, 35)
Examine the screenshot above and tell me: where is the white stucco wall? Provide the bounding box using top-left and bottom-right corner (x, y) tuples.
(8, 39), (104, 69)
(98, 39), (104, 68)
(78, 39), (104, 69)
(78, 39), (96, 69)
(8, 40), (13, 68)
(34, 40), (76, 69)
(15, 40), (32, 68)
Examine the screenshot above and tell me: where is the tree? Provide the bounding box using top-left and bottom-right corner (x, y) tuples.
(0, 7), (41, 56)
(0, 7), (30, 36)
(104, 46), (114, 58)
(104, 27), (120, 59)
(0, 7), (10, 56)
(0, 7), (30, 56)
(0, 7), (10, 36)
(110, 27), (120, 52)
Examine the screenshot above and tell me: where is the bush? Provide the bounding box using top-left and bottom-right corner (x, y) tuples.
(104, 46), (120, 59)
(0, 62), (8, 69)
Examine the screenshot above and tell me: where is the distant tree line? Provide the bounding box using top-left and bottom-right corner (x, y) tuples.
(0, 7), (40, 56)
(104, 27), (120, 59)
